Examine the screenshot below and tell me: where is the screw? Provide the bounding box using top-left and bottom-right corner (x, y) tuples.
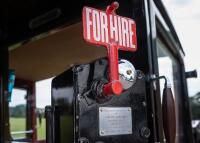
(76, 126), (79, 133)
(137, 71), (144, 79)
(140, 127), (151, 139)
(74, 66), (83, 72)
(126, 70), (132, 75)
(78, 137), (89, 143)
(142, 102), (146, 107)
(77, 94), (81, 101)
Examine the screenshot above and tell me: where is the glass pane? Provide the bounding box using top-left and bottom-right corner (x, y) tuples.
(157, 38), (182, 142)
(188, 73), (200, 142)
(36, 78), (52, 140)
(9, 88), (27, 139)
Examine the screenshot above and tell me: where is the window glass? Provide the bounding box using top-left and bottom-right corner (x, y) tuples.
(157, 38), (183, 142)
(188, 73), (200, 142)
(36, 78), (52, 140)
(9, 88), (27, 139)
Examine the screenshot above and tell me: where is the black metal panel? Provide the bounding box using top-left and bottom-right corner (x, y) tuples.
(53, 106), (74, 143)
(74, 58), (149, 143)
(49, 58), (149, 143)
(51, 68), (74, 143)
(52, 68), (74, 108)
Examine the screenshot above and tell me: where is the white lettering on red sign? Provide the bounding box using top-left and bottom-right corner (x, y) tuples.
(83, 7), (137, 51)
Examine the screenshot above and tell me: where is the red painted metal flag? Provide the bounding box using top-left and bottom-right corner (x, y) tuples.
(82, 6), (137, 51)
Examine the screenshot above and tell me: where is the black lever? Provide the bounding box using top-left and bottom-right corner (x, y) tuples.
(185, 70), (198, 78)
(151, 76), (176, 143)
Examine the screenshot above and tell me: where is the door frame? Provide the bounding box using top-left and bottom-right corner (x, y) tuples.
(0, 46), (9, 143)
(148, 0), (194, 142)
(0, 46), (37, 142)
(13, 78), (37, 142)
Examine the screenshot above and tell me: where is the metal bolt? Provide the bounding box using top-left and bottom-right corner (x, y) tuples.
(77, 94), (81, 101)
(126, 70), (132, 75)
(140, 127), (151, 139)
(142, 101), (146, 107)
(76, 126), (79, 132)
(79, 137), (89, 143)
(137, 71), (143, 79)
(76, 66), (83, 72)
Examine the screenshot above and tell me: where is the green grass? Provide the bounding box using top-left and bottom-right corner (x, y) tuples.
(37, 118), (46, 140)
(10, 117), (46, 140)
(10, 118), (26, 139)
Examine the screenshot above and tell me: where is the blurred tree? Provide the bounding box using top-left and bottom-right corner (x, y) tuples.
(9, 104), (26, 117)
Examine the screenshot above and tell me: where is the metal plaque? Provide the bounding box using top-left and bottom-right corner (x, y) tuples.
(99, 107), (132, 136)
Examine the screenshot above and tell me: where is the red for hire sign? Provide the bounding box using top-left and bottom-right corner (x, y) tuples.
(82, 6), (137, 51)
